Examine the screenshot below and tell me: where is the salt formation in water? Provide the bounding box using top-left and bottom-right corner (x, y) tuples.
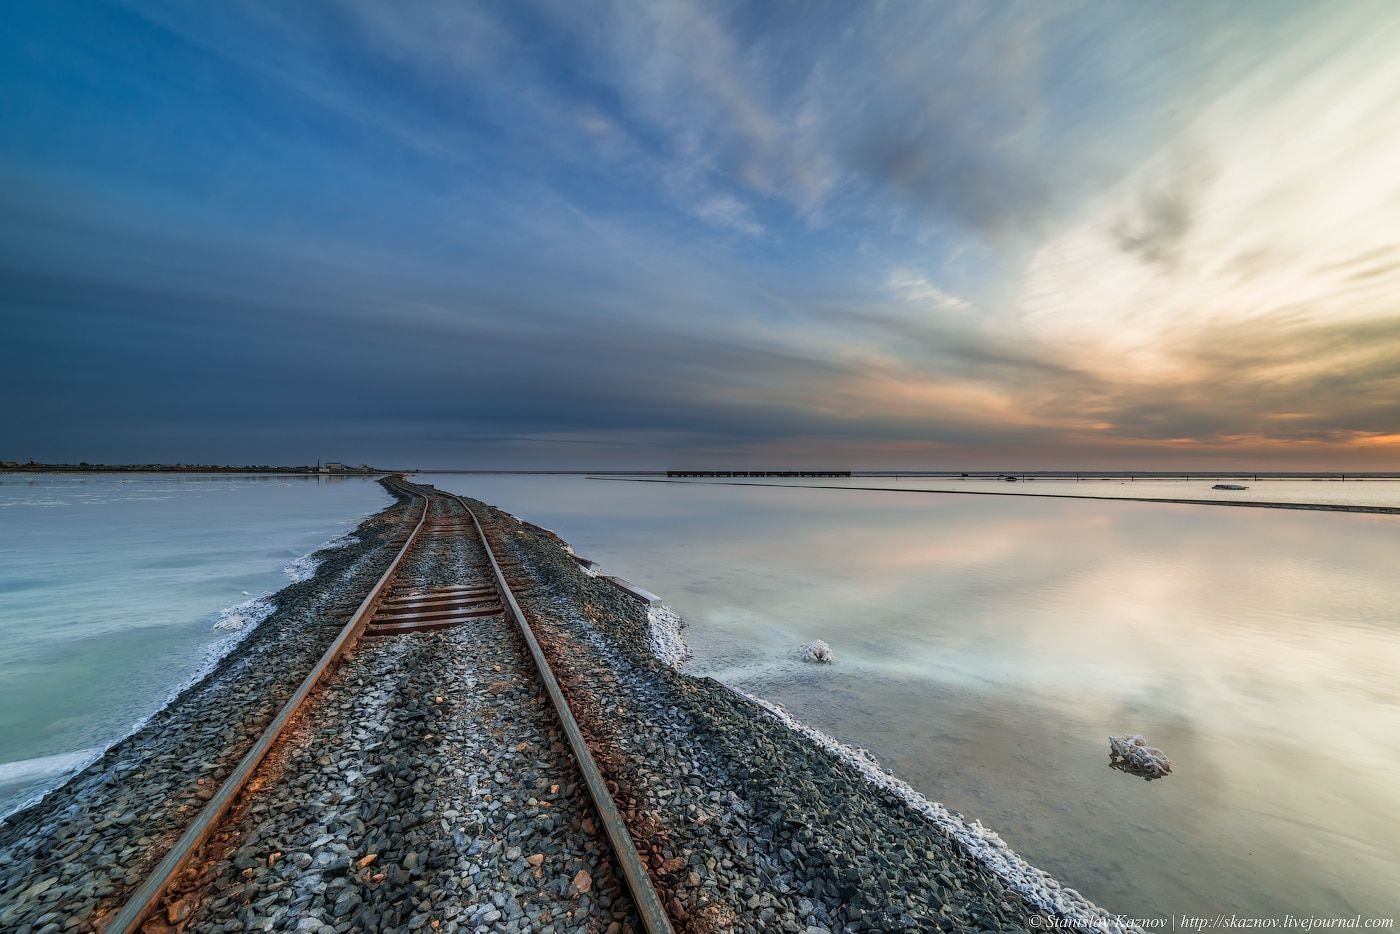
(798, 640), (834, 663)
(1108, 734), (1172, 779)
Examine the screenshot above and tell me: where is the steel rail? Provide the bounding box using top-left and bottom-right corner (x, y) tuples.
(104, 478), (431, 933)
(445, 489), (676, 934)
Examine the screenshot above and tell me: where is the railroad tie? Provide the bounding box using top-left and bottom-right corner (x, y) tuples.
(365, 583), (504, 635)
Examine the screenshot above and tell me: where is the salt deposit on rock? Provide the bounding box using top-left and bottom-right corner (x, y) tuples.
(645, 603), (691, 668)
(283, 533), (356, 583)
(798, 639), (834, 663)
(211, 595), (275, 632)
(1109, 734), (1172, 779)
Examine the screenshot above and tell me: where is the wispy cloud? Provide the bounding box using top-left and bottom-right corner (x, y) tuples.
(3, 0), (1400, 467)
(696, 193), (764, 236)
(886, 270), (972, 314)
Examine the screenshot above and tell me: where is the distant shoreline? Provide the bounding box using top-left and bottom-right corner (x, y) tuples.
(0, 465), (390, 475)
(587, 476), (1400, 515)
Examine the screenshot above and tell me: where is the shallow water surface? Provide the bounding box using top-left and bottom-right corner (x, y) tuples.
(0, 473), (388, 815)
(624, 475), (1400, 509)
(430, 474), (1400, 921)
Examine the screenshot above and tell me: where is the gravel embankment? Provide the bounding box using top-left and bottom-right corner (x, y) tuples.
(0, 479), (418, 933)
(174, 494), (636, 934)
(468, 497), (1055, 934)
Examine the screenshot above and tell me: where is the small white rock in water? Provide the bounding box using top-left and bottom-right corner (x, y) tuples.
(799, 640), (834, 663)
(1108, 734), (1172, 780)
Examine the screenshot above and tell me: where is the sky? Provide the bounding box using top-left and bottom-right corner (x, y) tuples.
(2, 0), (1399, 470)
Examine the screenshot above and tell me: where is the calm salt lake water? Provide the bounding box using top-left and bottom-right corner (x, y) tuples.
(0, 473), (389, 816)
(429, 474), (1400, 921)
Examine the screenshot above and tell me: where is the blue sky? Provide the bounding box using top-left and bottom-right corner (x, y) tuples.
(3, 0), (1399, 468)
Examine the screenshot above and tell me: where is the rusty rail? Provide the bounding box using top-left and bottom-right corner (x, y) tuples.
(104, 479), (430, 933)
(446, 489), (676, 934)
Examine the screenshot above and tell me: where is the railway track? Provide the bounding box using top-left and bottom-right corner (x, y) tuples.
(105, 477), (672, 933)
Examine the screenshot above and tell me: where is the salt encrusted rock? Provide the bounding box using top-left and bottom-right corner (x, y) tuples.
(645, 604), (691, 668)
(1108, 734), (1172, 780)
(798, 640), (834, 663)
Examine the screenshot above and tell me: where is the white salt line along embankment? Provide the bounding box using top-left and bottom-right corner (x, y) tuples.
(0, 531), (378, 825)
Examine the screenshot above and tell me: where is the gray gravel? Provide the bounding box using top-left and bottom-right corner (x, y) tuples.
(0, 479), (418, 933)
(466, 495), (1047, 933)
